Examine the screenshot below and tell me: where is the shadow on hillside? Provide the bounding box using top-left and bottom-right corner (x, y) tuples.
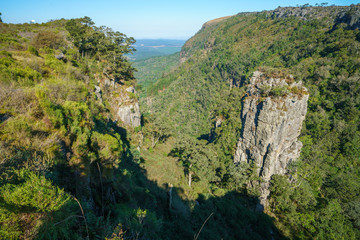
(114, 153), (286, 240)
(37, 123), (286, 240)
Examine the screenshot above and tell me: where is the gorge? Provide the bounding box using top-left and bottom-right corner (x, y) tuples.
(1, 3), (360, 240)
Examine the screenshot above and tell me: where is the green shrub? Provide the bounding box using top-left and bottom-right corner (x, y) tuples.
(0, 169), (71, 212)
(0, 50), (12, 58)
(269, 86), (289, 97)
(28, 45), (39, 56)
(1, 116), (32, 140)
(90, 131), (123, 167)
(128, 92), (137, 100)
(63, 101), (92, 131)
(44, 54), (65, 73)
(0, 56), (14, 67)
(0, 169), (77, 239)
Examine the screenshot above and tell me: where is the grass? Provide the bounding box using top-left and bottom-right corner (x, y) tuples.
(140, 138), (183, 187)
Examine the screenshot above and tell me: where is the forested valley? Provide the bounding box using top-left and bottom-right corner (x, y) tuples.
(0, 4), (360, 240)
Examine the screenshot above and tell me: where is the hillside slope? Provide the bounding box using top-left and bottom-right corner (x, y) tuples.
(0, 18), (146, 239)
(142, 4), (360, 239)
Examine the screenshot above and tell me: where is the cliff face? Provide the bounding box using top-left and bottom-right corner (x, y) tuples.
(234, 71), (309, 209)
(271, 4), (360, 29)
(96, 79), (141, 128)
(115, 86), (141, 127)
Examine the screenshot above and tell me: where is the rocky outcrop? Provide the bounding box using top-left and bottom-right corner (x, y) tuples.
(94, 85), (102, 103)
(95, 76), (141, 128)
(117, 102), (141, 127)
(114, 86), (141, 127)
(271, 4), (360, 29)
(234, 71), (309, 210)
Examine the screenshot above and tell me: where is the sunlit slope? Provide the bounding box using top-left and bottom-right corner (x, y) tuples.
(147, 5), (360, 137)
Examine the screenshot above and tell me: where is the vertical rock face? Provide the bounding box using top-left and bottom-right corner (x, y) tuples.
(115, 86), (141, 127)
(234, 71), (309, 209)
(112, 85), (141, 127)
(95, 77), (141, 128)
(117, 102), (141, 127)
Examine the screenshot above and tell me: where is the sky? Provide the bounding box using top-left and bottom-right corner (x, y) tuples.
(1, 0), (359, 39)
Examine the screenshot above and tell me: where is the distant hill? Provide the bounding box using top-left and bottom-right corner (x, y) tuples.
(133, 52), (180, 92)
(128, 39), (185, 60)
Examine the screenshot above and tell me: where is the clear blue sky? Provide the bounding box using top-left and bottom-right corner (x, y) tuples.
(1, 0), (359, 39)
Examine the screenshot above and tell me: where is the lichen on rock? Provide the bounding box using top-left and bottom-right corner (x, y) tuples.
(234, 71), (309, 210)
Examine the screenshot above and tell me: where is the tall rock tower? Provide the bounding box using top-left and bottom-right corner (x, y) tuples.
(234, 71), (309, 210)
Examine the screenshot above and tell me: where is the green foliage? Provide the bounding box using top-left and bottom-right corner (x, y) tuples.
(0, 51), (41, 86)
(139, 4), (360, 239)
(269, 86), (289, 97)
(0, 169), (76, 239)
(65, 17), (136, 82)
(171, 137), (220, 185)
(28, 45), (39, 56)
(0, 169), (71, 212)
(90, 131), (123, 167)
(142, 114), (171, 148)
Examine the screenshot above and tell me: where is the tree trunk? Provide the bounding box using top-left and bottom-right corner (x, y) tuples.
(151, 136), (160, 149)
(169, 184), (173, 210)
(188, 171), (192, 187)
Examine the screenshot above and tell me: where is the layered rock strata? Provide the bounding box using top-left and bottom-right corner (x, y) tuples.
(234, 71), (309, 210)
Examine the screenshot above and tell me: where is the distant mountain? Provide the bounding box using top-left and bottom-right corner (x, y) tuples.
(128, 39), (186, 60)
(134, 39), (186, 47)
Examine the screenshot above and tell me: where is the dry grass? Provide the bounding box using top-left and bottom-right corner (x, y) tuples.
(202, 16), (233, 29)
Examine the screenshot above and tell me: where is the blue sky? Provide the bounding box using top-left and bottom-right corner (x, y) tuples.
(1, 0), (359, 39)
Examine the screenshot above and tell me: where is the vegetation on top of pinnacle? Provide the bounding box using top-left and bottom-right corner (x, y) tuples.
(140, 4), (360, 239)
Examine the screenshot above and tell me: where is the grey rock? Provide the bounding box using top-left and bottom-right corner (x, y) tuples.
(271, 5), (360, 29)
(117, 102), (141, 127)
(126, 86), (135, 93)
(55, 52), (65, 60)
(234, 71), (309, 209)
(94, 85), (102, 103)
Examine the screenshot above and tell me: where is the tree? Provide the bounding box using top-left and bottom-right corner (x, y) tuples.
(65, 17), (136, 82)
(171, 137), (219, 187)
(143, 115), (171, 149)
(65, 17), (97, 57)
